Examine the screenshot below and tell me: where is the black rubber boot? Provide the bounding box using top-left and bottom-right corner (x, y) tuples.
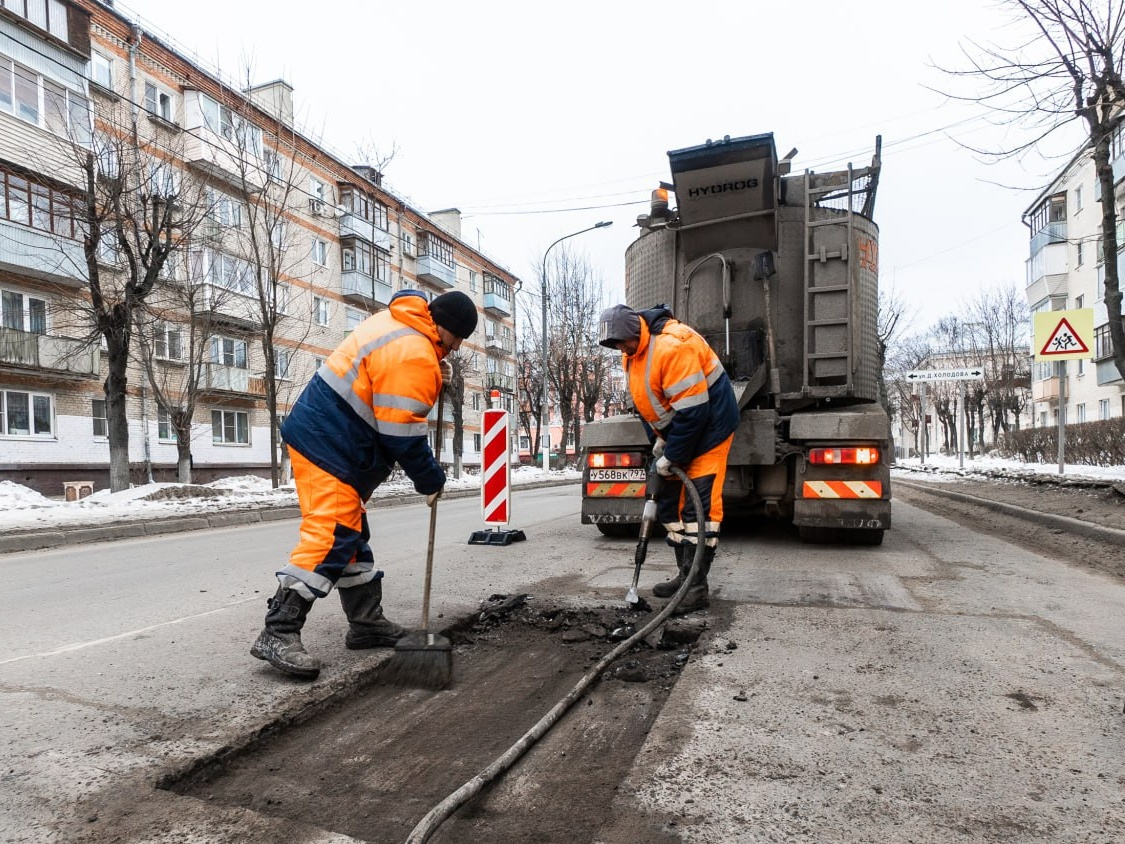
(338, 577), (406, 649)
(250, 586), (321, 679)
(671, 545), (714, 615)
(651, 544), (690, 598)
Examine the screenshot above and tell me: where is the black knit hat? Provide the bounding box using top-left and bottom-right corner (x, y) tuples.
(429, 291), (478, 339)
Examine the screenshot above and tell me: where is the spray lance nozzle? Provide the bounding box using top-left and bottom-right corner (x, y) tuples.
(625, 468), (663, 606)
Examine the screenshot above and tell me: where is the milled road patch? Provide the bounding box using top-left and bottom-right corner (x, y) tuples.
(161, 598), (701, 844)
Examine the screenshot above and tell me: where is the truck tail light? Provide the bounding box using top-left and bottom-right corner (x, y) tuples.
(808, 447), (880, 466)
(588, 451), (645, 468)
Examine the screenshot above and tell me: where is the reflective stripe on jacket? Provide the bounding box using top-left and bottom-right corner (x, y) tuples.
(623, 308), (739, 466)
(281, 290), (445, 499)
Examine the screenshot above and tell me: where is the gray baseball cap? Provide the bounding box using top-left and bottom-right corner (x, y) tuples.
(597, 304), (641, 349)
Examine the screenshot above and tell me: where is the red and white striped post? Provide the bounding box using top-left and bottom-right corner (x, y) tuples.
(480, 408), (511, 526)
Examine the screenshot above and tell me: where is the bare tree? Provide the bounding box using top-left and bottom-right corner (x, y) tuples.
(445, 348), (479, 478)
(966, 282), (1033, 444)
(543, 247), (605, 467)
(516, 293), (546, 462)
(38, 90), (211, 491)
(938, 0), (1125, 380)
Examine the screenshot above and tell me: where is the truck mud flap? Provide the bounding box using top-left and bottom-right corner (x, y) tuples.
(793, 499), (891, 530)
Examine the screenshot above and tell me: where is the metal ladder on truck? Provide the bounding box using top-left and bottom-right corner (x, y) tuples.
(801, 138), (881, 396)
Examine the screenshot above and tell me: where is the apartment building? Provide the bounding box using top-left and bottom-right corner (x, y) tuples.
(1024, 146), (1125, 426)
(0, 0), (520, 495)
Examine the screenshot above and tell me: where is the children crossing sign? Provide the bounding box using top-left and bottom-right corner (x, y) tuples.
(1033, 309), (1094, 361)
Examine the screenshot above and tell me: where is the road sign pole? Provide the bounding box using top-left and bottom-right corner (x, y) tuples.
(1057, 360), (1066, 475)
(958, 381), (966, 470)
(919, 384), (927, 466)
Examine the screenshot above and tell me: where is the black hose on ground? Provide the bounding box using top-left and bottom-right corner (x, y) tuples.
(405, 465), (706, 843)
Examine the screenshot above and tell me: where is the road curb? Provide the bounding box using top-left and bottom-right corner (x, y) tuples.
(894, 479), (1125, 544)
(0, 479), (580, 555)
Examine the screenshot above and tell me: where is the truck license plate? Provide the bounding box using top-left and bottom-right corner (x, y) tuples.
(588, 468), (646, 482)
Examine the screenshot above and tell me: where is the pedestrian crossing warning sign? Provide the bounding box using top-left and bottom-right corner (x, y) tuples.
(1034, 308), (1094, 361)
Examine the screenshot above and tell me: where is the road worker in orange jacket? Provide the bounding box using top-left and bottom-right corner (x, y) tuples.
(598, 304), (738, 613)
(251, 289), (478, 679)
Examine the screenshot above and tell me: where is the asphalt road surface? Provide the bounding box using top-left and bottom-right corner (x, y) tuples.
(2, 483), (1123, 843)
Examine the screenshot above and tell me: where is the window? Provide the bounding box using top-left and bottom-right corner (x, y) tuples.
(373, 202), (388, 230)
(91, 52), (112, 89)
(1, 290), (47, 333)
(1094, 323), (1117, 360)
(210, 336), (248, 369)
(144, 81), (174, 122)
(0, 165), (79, 238)
(1076, 240), (1084, 266)
(1100, 399), (1111, 420)
(199, 93), (261, 157)
(1076, 403), (1086, 424)
(208, 190), (242, 229)
(473, 433), (481, 452)
(274, 347), (291, 379)
(3, 0), (68, 40)
(484, 273), (511, 303)
(275, 283), (290, 315)
(211, 409), (249, 444)
(1, 389), (53, 437)
(472, 392), (480, 411)
(155, 407), (177, 441)
(190, 249), (254, 296)
(312, 239), (328, 266)
(402, 231), (415, 256)
(1075, 185), (1083, 213)
(313, 296), (329, 326)
(468, 270), (478, 292)
(270, 219), (287, 249)
(345, 307), (364, 333)
(420, 232), (454, 267)
(92, 399), (107, 438)
(154, 323), (184, 361)
(0, 56), (90, 143)
(375, 248), (390, 282)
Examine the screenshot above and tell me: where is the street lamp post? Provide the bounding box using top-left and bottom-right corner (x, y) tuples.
(540, 220), (613, 473)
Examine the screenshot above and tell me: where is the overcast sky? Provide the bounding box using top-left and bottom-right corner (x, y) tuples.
(111, 0), (1083, 335)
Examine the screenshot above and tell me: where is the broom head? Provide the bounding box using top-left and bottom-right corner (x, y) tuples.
(382, 630), (452, 690)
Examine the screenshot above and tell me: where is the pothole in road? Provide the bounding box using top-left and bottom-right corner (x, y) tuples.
(164, 595), (705, 844)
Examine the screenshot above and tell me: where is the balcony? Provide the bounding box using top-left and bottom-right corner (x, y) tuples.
(416, 253), (456, 288)
(1025, 241), (1068, 307)
(1031, 375), (1059, 403)
(0, 219), (85, 286)
(1028, 220), (1066, 255)
(0, 328), (100, 377)
(1095, 358), (1123, 386)
(199, 363), (266, 397)
(182, 93), (265, 192)
(484, 333), (514, 355)
(202, 283), (261, 329)
(340, 213), (393, 252)
(483, 291), (511, 317)
(342, 271), (392, 308)
(486, 372), (516, 393)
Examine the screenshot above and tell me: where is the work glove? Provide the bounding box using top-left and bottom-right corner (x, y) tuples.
(655, 455), (674, 478)
(652, 437), (666, 459)
(426, 488), (443, 508)
(439, 359), (453, 388)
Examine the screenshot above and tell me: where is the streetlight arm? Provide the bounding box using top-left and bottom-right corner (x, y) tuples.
(539, 221), (613, 472)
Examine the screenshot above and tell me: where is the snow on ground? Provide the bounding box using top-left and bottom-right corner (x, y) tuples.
(1, 456), (1120, 536)
(0, 466), (582, 534)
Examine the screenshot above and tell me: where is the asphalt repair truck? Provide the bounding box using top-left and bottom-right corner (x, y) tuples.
(582, 132), (891, 545)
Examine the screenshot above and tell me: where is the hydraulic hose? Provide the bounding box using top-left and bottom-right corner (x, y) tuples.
(404, 465), (707, 843)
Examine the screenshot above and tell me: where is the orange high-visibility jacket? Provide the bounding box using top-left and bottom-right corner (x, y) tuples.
(623, 307), (738, 466)
(281, 291), (445, 498)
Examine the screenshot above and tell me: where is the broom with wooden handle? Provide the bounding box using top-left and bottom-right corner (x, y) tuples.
(383, 384), (453, 690)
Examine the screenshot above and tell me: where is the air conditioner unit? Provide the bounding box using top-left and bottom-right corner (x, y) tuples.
(308, 198), (325, 215)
